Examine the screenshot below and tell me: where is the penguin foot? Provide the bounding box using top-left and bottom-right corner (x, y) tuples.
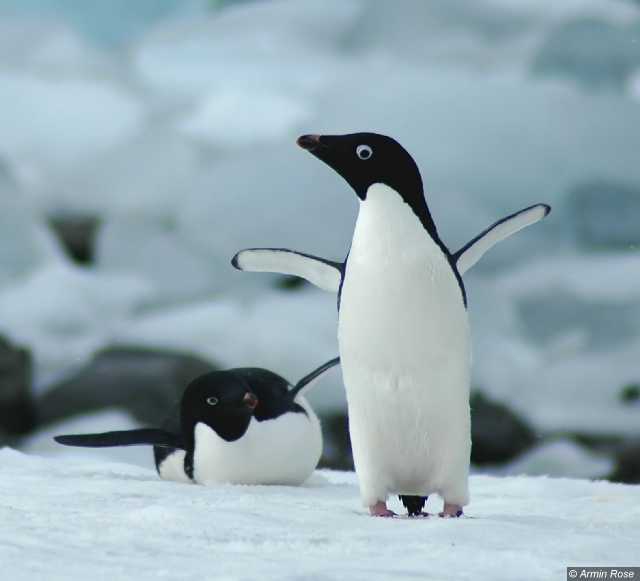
(439, 503), (464, 518)
(369, 502), (396, 517)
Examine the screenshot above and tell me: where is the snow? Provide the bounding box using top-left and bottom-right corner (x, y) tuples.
(0, 449), (637, 581)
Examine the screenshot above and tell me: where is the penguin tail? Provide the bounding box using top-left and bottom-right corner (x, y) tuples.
(54, 429), (184, 449)
(399, 495), (428, 516)
(288, 357), (340, 400)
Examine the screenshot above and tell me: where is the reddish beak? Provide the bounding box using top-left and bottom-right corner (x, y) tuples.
(297, 134), (322, 151)
(243, 392), (258, 410)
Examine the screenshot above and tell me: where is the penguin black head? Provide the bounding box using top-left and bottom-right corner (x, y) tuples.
(180, 370), (261, 445)
(297, 132), (424, 203)
(297, 131), (441, 242)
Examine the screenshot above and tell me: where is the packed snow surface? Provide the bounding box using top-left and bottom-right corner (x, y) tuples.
(0, 449), (638, 581)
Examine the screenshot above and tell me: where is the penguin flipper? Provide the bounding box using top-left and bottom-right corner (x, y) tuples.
(289, 356), (340, 400)
(54, 429), (184, 449)
(232, 248), (342, 292)
(454, 203), (551, 274)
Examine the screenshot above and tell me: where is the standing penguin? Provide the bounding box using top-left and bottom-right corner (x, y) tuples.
(232, 132), (550, 517)
(55, 358), (339, 486)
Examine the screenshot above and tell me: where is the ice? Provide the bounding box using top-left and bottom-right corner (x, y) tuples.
(531, 17), (640, 88)
(175, 144), (357, 271)
(0, 72), (144, 196)
(496, 252), (640, 302)
(0, 0), (207, 47)
(133, 0), (362, 98)
(469, 266), (640, 436)
(178, 89), (312, 148)
(0, 19), (104, 72)
(486, 0), (638, 24)
(0, 264), (152, 384)
(629, 69), (640, 100)
(485, 439), (615, 479)
(116, 289), (345, 413)
(97, 217), (217, 303)
(64, 128), (202, 220)
(312, 67), (640, 250)
(20, 408), (151, 469)
(0, 0), (639, 460)
(0, 193), (64, 286)
(0, 449), (637, 580)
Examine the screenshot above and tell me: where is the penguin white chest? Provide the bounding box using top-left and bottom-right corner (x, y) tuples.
(192, 398), (322, 486)
(338, 183), (471, 506)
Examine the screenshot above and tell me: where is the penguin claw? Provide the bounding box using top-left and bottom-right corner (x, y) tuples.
(369, 502), (397, 517)
(439, 503), (464, 518)
(438, 511), (463, 518)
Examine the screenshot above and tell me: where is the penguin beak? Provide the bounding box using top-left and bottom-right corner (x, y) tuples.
(297, 134), (334, 168)
(297, 134), (326, 153)
(243, 392), (259, 411)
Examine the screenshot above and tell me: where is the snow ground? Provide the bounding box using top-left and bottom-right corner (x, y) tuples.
(0, 449), (638, 581)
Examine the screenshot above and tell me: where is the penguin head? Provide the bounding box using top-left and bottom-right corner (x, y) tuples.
(180, 371), (260, 444)
(297, 132), (423, 201)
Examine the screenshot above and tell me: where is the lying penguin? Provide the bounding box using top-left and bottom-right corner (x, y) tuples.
(55, 358), (339, 486)
(232, 132), (550, 517)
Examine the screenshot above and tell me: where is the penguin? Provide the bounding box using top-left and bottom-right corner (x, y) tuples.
(54, 357), (339, 486)
(232, 132), (551, 517)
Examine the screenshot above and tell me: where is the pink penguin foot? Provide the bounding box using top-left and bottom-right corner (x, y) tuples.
(439, 503), (464, 518)
(369, 502), (397, 517)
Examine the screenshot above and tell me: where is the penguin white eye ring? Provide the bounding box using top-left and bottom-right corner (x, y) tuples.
(206, 396), (219, 406)
(356, 144), (373, 160)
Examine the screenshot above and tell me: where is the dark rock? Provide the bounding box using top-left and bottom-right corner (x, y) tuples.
(276, 275), (308, 291)
(609, 440), (640, 484)
(48, 214), (101, 264)
(568, 180), (640, 250)
(620, 383), (640, 404)
(37, 345), (215, 427)
(532, 18), (640, 88)
(0, 336), (37, 435)
(319, 412), (353, 471)
(470, 391), (538, 465)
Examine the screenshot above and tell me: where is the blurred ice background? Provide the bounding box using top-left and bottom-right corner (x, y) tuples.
(1, 0), (639, 482)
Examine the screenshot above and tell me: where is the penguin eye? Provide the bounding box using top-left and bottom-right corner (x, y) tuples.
(356, 144), (373, 160)
(205, 396), (219, 406)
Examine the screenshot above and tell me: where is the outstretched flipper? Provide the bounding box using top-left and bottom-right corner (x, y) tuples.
(453, 204), (550, 274)
(232, 248), (342, 293)
(54, 429), (184, 449)
(288, 357), (340, 400)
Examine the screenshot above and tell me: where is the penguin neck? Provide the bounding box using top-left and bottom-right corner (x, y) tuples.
(182, 413), (252, 449)
(353, 183), (444, 259)
(364, 182), (440, 241)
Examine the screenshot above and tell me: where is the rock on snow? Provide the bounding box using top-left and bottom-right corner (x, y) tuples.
(0, 449), (637, 581)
